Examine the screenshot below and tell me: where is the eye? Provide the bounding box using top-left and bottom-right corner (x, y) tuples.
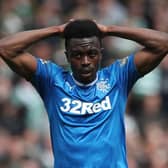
(88, 50), (99, 58)
(70, 52), (81, 59)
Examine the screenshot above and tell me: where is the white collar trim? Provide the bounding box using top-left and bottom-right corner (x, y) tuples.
(71, 73), (98, 87)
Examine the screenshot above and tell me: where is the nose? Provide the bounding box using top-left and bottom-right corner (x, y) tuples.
(81, 56), (90, 66)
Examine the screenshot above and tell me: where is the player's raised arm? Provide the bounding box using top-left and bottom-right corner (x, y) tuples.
(0, 23), (67, 80)
(97, 23), (168, 76)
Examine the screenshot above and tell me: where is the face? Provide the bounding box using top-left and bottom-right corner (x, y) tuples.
(66, 36), (102, 84)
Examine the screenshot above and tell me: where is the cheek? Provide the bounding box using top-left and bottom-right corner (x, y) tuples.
(94, 59), (101, 69)
(70, 61), (80, 70)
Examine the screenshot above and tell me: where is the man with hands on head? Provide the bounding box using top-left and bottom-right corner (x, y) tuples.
(0, 19), (168, 168)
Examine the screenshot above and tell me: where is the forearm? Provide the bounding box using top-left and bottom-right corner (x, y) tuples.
(0, 26), (61, 59)
(104, 26), (168, 54)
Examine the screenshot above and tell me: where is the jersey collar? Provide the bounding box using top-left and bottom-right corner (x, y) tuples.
(71, 73), (98, 87)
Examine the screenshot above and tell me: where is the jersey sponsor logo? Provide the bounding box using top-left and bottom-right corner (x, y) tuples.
(60, 96), (112, 115)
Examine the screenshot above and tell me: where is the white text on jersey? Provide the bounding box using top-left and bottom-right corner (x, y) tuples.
(60, 96), (112, 115)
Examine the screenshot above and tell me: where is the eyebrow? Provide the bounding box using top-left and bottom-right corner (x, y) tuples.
(70, 47), (100, 52)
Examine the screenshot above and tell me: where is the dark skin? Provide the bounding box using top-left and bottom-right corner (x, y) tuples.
(0, 20), (168, 83)
(65, 37), (102, 84)
(98, 24), (168, 75)
(0, 20), (167, 167)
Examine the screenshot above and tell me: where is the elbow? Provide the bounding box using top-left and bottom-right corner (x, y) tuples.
(162, 34), (168, 54)
(152, 39), (168, 56)
(0, 46), (15, 60)
(0, 42), (8, 58)
(166, 40), (168, 54)
(152, 33), (168, 55)
(0, 47), (6, 58)
(159, 43), (168, 56)
(0, 44), (20, 59)
(0, 44), (10, 59)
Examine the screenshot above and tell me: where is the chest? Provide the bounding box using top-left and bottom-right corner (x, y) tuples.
(50, 79), (123, 116)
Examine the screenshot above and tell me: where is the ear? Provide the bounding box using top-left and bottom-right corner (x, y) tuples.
(64, 51), (70, 63)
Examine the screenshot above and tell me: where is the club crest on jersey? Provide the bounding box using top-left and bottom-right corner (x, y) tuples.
(96, 79), (111, 93)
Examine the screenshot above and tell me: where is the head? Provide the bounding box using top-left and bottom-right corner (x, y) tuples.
(63, 19), (103, 84)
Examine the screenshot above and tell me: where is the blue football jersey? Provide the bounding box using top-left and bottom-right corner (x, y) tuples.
(31, 54), (140, 168)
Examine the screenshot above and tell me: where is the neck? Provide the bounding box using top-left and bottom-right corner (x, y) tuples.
(72, 74), (98, 87)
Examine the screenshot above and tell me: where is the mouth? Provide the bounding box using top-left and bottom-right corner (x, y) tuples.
(80, 67), (93, 73)
(81, 68), (93, 74)
(80, 71), (92, 77)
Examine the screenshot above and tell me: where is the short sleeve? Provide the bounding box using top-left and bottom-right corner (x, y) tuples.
(111, 54), (141, 96)
(118, 54), (141, 94)
(30, 58), (62, 99)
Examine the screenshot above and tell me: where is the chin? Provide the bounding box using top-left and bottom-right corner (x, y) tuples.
(74, 73), (96, 85)
(80, 76), (95, 84)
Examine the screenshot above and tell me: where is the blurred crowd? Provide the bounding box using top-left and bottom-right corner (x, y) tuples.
(0, 0), (168, 168)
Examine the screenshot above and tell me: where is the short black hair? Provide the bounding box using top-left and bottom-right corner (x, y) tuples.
(63, 19), (102, 49)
